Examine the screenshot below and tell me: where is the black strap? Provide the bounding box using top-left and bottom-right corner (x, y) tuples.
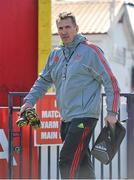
(62, 42), (81, 62)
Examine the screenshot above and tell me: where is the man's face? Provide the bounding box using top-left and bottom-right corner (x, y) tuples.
(57, 18), (78, 45)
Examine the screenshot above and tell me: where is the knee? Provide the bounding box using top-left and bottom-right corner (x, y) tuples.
(59, 149), (71, 168)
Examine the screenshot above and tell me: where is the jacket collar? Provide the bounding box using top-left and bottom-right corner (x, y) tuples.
(61, 34), (87, 49)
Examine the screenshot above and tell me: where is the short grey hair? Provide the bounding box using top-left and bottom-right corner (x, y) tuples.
(56, 12), (77, 26)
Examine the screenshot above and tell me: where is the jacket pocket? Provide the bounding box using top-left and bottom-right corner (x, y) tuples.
(82, 86), (94, 110)
(82, 64), (103, 83)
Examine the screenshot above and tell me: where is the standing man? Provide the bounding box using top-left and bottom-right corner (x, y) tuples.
(20, 12), (120, 179)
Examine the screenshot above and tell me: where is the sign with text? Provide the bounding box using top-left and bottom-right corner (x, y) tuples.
(34, 94), (62, 146)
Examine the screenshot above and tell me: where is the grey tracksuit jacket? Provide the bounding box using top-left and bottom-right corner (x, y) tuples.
(24, 34), (120, 122)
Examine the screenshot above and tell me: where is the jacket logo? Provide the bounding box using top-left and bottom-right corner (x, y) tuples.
(95, 144), (107, 151)
(74, 53), (82, 60)
(53, 55), (59, 62)
(94, 141), (107, 151)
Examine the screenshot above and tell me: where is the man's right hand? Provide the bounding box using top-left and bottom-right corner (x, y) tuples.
(17, 103), (41, 129)
(16, 102), (33, 128)
(20, 102), (33, 114)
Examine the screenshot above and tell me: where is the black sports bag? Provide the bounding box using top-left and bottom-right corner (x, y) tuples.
(91, 121), (126, 165)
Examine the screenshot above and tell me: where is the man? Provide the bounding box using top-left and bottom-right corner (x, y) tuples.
(20, 12), (120, 179)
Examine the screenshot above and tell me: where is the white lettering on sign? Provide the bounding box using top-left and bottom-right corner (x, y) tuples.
(41, 121), (58, 128)
(0, 129), (17, 166)
(42, 111), (61, 118)
(41, 132), (58, 139)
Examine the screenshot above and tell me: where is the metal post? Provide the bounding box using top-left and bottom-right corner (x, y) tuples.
(109, 163), (112, 179)
(38, 146), (41, 179)
(127, 94), (134, 179)
(8, 93), (13, 179)
(118, 109), (121, 179)
(19, 127), (23, 178)
(29, 126), (33, 179)
(48, 146), (51, 179)
(56, 146), (60, 179)
(101, 95), (104, 179)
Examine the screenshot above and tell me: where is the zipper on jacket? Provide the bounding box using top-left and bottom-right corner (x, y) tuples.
(62, 62), (68, 80)
(62, 42), (81, 80)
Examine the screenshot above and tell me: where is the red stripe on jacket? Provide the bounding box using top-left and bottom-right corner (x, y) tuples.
(83, 41), (119, 113)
